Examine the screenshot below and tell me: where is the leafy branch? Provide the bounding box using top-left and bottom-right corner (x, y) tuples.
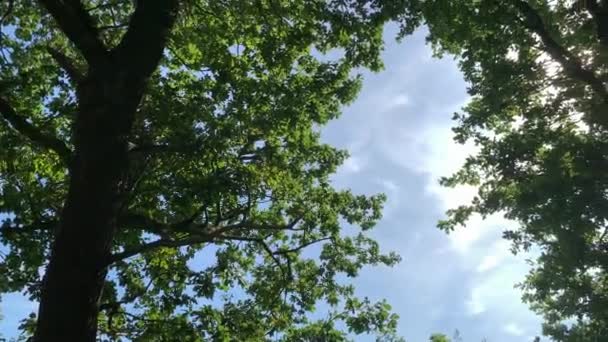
(108, 214), (309, 265)
(513, 0), (608, 111)
(0, 97), (72, 163)
(46, 46), (84, 84)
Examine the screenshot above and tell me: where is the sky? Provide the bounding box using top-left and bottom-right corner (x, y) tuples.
(1, 27), (544, 341)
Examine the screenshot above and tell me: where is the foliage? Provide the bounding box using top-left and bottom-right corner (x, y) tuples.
(429, 334), (451, 342)
(399, 0), (608, 341)
(0, 0), (415, 340)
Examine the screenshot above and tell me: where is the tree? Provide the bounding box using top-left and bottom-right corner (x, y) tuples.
(429, 334), (451, 342)
(0, 1), (413, 340)
(399, 0), (608, 341)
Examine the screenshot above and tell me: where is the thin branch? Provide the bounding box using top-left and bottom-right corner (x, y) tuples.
(167, 44), (196, 69)
(257, 238), (285, 274)
(273, 237), (332, 256)
(119, 209), (213, 237)
(286, 215), (304, 230)
(598, 226), (608, 248)
(99, 278), (153, 312)
(0, 32), (10, 65)
(112, 212), (311, 264)
(108, 2), (118, 27)
(47, 47), (83, 84)
(513, 0), (608, 108)
(85, 0), (129, 12)
(128, 143), (200, 155)
(216, 235), (292, 281)
(121, 311), (174, 325)
(118, 157), (153, 213)
(37, 0), (108, 66)
(0, 0), (14, 25)
(238, 154), (260, 162)
(0, 97), (72, 163)
(165, 43), (213, 73)
(98, 23), (129, 31)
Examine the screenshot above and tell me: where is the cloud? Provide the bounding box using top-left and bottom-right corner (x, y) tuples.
(377, 179), (399, 193)
(320, 26), (544, 342)
(464, 248), (539, 324)
(340, 155), (365, 174)
(466, 286), (487, 315)
(503, 322), (525, 336)
(476, 255), (500, 273)
(374, 178), (401, 218)
(477, 240), (511, 273)
(386, 94), (410, 110)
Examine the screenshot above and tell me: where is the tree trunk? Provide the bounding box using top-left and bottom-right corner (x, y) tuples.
(33, 74), (135, 341)
(32, 3), (179, 338)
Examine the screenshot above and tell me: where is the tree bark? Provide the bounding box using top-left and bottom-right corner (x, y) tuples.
(32, 2), (179, 340)
(33, 70), (135, 341)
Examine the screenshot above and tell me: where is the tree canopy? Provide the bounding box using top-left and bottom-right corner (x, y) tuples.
(0, 1), (416, 340)
(403, 0), (608, 340)
(3, 0), (607, 340)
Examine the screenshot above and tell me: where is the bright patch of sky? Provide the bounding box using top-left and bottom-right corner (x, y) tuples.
(1, 26), (544, 341)
(322, 25), (543, 341)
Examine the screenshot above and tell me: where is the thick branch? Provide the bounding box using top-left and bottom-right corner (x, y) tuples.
(119, 209), (216, 238)
(107, 235), (212, 265)
(118, 212), (174, 236)
(47, 47), (83, 84)
(112, 0), (180, 79)
(37, 0), (108, 66)
(0, 97), (72, 163)
(0, 220), (57, 238)
(514, 1), (608, 104)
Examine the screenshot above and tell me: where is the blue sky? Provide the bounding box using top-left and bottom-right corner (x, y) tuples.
(1, 27), (544, 341)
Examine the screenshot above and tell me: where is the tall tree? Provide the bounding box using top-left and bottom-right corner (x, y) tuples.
(0, 1), (412, 340)
(399, 0), (608, 340)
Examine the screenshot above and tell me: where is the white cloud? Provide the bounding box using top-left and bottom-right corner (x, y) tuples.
(340, 155), (365, 174)
(377, 179), (399, 193)
(464, 251), (538, 323)
(503, 322), (525, 336)
(476, 254), (500, 273)
(375, 110), (479, 210)
(373, 178), (401, 218)
(476, 240), (511, 273)
(447, 215), (489, 254)
(389, 94), (410, 108)
(466, 287), (487, 315)
(416, 125), (478, 211)
(386, 119), (517, 256)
